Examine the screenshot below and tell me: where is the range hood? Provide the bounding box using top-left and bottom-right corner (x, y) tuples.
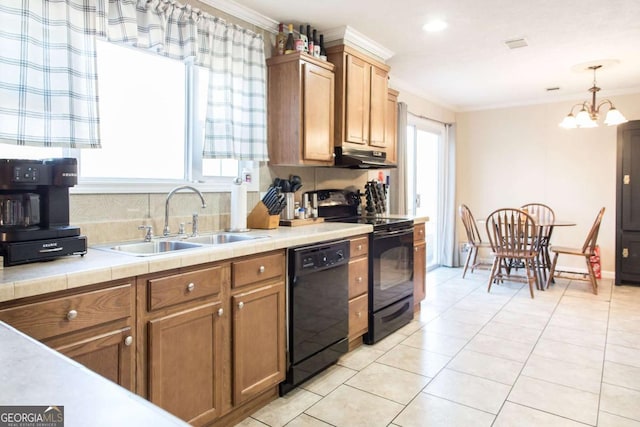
(333, 147), (396, 169)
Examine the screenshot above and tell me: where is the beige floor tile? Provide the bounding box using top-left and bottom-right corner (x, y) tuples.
(493, 401), (588, 427)
(424, 317), (484, 340)
(394, 320), (425, 336)
(522, 354), (602, 393)
(439, 307), (495, 325)
(401, 330), (468, 356)
(541, 324), (606, 349)
(533, 338), (604, 368)
(424, 368), (511, 414)
(234, 417), (268, 427)
(451, 298), (505, 315)
(300, 364), (358, 396)
(345, 362), (430, 404)
(508, 376), (599, 425)
(465, 333), (534, 362)
(547, 312), (608, 334)
(609, 317), (640, 334)
(448, 349), (523, 385)
(394, 393), (495, 427)
(603, 361), (640, 391)
(376, 343), (450, 377)
(598, 411), (640, 427)
(251, 388), (322, 427)
(491, 309), (549, 329)
(502, 300), (557, 317)
(285, 413), (333, 427)
(370, 331), (406, 352)
(600, 383), (640, 422)
(606, 344), (640, 368)
(305, 384), (404, 427)
(480, 319), (542, 345)
(336, 345), (385, 371)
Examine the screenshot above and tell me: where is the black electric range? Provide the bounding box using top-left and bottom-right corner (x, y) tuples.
(305, 190), (415, 344)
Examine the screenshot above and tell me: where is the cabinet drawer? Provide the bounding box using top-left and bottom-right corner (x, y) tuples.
(232, 252), (284, 289)
(349, 293), (368, 339)
(414, 223), (425, 243)
(148, 266), (224, 311)
(349, 257), (368, 298)
(350, 236), (369, 258)
(0, 284), (131, 340)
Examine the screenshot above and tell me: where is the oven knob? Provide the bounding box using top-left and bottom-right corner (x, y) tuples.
(336, 250), (344, 260)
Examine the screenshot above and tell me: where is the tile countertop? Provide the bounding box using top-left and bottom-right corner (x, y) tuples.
(0, 222), (373, 303)
(0, 321), (190, 427)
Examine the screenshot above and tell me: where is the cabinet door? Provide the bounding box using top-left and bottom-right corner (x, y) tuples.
(621, 125), (640, 230)
(52, 325), (134, 391)
(368, 65), (388, 148)
(148, 303), (223, 425)
(303, 62), (335, 162)
(345, 54), (370, 145)
(413, 242), (426, 305)
(232, 282), (285, 405)
(385, 90), (398, 164)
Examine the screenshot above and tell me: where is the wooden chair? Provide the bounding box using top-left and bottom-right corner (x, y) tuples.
(485, 208), (540, 298)
(521, 203), (555, 280)
(546, 207), (605, 294)
(459, 204), (491, 278)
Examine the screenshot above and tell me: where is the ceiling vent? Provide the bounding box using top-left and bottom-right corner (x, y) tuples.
(504, 38), (528, 49)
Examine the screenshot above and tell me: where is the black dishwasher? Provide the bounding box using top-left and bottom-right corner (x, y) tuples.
(280, 239), (350, 395)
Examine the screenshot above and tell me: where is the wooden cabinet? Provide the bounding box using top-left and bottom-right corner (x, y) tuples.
(138, 250), (285, 426)
(385, 89), (399, 164)
(348, 235), (370, 349)
(266, 52), (335, 166)
(413, 223), (427, 311)
(327, 45), (391, 153)
(0, 281), (135, 391)
(617, 120), (640, 284)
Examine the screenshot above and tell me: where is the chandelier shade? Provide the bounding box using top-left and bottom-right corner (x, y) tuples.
(559, 65), (628, 129)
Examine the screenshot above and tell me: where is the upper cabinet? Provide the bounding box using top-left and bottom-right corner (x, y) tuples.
(267, 53), (335, 166)
(326, 45), (392, 155)
(385, 89), (399, 164)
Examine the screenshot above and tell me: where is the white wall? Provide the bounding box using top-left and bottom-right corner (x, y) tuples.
(456, 92), (640, 274)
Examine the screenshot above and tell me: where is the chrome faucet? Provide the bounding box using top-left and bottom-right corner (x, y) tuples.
(164, 186), (207, 236)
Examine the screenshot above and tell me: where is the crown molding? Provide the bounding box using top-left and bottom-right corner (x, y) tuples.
(199, 0), (279, 33)
(323, 25), (395, 62)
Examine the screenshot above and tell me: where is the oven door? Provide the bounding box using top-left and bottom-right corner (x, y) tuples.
(371, 227), (414, 312)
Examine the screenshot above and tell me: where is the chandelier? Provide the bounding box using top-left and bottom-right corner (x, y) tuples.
(559, 65), (628, 129)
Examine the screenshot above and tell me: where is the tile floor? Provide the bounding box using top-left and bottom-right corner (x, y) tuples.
(236, 268), (640, 427)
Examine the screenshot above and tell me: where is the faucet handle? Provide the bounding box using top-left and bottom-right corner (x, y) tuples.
(138, 225), (153, 242)
(178, 222), (186, 235)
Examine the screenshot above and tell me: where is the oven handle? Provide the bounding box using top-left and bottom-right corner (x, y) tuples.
(381, 301), (411, 323)
(374, 228), (414, 239)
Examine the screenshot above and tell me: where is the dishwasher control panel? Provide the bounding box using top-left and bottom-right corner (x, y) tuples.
(292, 240), (350, 273)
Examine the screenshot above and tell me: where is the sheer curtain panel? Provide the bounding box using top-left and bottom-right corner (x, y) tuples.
(0, 0), (101, 148)
(97, 0), (268, 161)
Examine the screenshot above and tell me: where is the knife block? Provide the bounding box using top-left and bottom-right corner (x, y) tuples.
(247, 202), (280, 229)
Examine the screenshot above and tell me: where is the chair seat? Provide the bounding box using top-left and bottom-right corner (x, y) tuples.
(549, 245), (592, 257)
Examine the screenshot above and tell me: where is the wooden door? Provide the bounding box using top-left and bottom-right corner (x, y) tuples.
(413, 242), (427, 304)
(148, 302), (223, 425)
(368, 65), (388, 148)
(303, 61), (335, 162)
(617, 120), (640, 283)
(51, 325), (134, 391)
(345, 54), (370, 145)
(232, 282), (285, 405)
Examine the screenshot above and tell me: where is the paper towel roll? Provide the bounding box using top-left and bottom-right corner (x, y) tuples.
(230, 178), (247, 231)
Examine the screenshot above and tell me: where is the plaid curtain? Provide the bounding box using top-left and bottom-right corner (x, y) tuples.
(98, 0), (268, 161)
(0, 0), (101, 148)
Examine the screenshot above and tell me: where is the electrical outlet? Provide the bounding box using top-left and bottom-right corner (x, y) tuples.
(459, 242), (469, 253)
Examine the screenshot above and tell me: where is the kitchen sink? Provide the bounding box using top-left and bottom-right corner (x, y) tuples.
(180, 233), (267, 245)
(99, 240), (205, 256)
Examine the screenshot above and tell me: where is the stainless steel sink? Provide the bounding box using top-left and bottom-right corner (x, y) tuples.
(99, 240), (204, 256)
(180, 233), (266, 245)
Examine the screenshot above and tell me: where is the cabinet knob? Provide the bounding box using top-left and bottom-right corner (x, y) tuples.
(238, 302), (244, 309)
(66, 310), (78, 321)
(258, 265), (265, 274)
(187, 282), (195, 292)
(357, 244), (362, 251)
(357, 311), (362, 318)
(419, 229), (424, 235)
(357, 276), (363, 283)
(124, 336), (133, 346)
(217, 308), (224, 317)
(415, 247), (419, 252)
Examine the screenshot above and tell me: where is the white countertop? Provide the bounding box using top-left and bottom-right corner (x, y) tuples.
(0, 222), (373, 303)
(0, 321), (190, 426)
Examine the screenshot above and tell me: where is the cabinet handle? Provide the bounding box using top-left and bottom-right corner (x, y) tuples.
(124, 336), (133, 346)
(258, 265), (265, 274)
(66, 310), (78, 321)
(238, 302), (244, 309)
(217, 308), (224, 317)
(187, 282), (195, 292)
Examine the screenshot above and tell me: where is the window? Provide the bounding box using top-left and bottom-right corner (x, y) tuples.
(0, 39), (257, 192)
